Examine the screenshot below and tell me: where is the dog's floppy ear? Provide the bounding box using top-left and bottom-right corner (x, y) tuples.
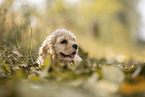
(47, 35), (56, 60)
(38, 34), (56, 63)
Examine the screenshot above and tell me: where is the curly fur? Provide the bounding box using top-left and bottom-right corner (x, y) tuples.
(37, 29), (82, 66)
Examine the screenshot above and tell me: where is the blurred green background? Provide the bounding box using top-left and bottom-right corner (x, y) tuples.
(1, 0), (145, 61)
(1, 0), (145, 97)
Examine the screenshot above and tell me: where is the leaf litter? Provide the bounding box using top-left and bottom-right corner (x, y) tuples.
(0, 46), (145, 97)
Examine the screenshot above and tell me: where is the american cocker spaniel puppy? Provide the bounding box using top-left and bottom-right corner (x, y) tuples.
(37, 29), (82, 66)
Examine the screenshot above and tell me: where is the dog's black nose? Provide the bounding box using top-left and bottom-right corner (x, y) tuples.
(72, 44), (78, 49)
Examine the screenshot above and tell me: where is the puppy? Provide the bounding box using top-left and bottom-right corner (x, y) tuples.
(37, 29), (82, 67)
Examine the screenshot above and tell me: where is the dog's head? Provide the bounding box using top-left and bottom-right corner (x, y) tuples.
(43, 29), (79, 62)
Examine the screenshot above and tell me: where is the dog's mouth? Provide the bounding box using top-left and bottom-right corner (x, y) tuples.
(60, 51), (76, 58)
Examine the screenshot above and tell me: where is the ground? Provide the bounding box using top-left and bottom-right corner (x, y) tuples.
(0, 45), (145, 97)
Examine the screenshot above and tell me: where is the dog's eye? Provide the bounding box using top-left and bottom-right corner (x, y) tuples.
(60, 40), (67, 44)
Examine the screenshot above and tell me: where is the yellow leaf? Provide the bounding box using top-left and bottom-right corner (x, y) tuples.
(41, 55), (51, 70)
(4, 64), (11, 73)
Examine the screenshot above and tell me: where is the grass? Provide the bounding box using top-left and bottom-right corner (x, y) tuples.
(0, 5), (145, 97)
(0, 17), (145, 96)
(0, 38), (145, 97)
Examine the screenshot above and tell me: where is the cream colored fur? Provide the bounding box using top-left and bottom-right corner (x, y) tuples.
(37, 29), (82, 66)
